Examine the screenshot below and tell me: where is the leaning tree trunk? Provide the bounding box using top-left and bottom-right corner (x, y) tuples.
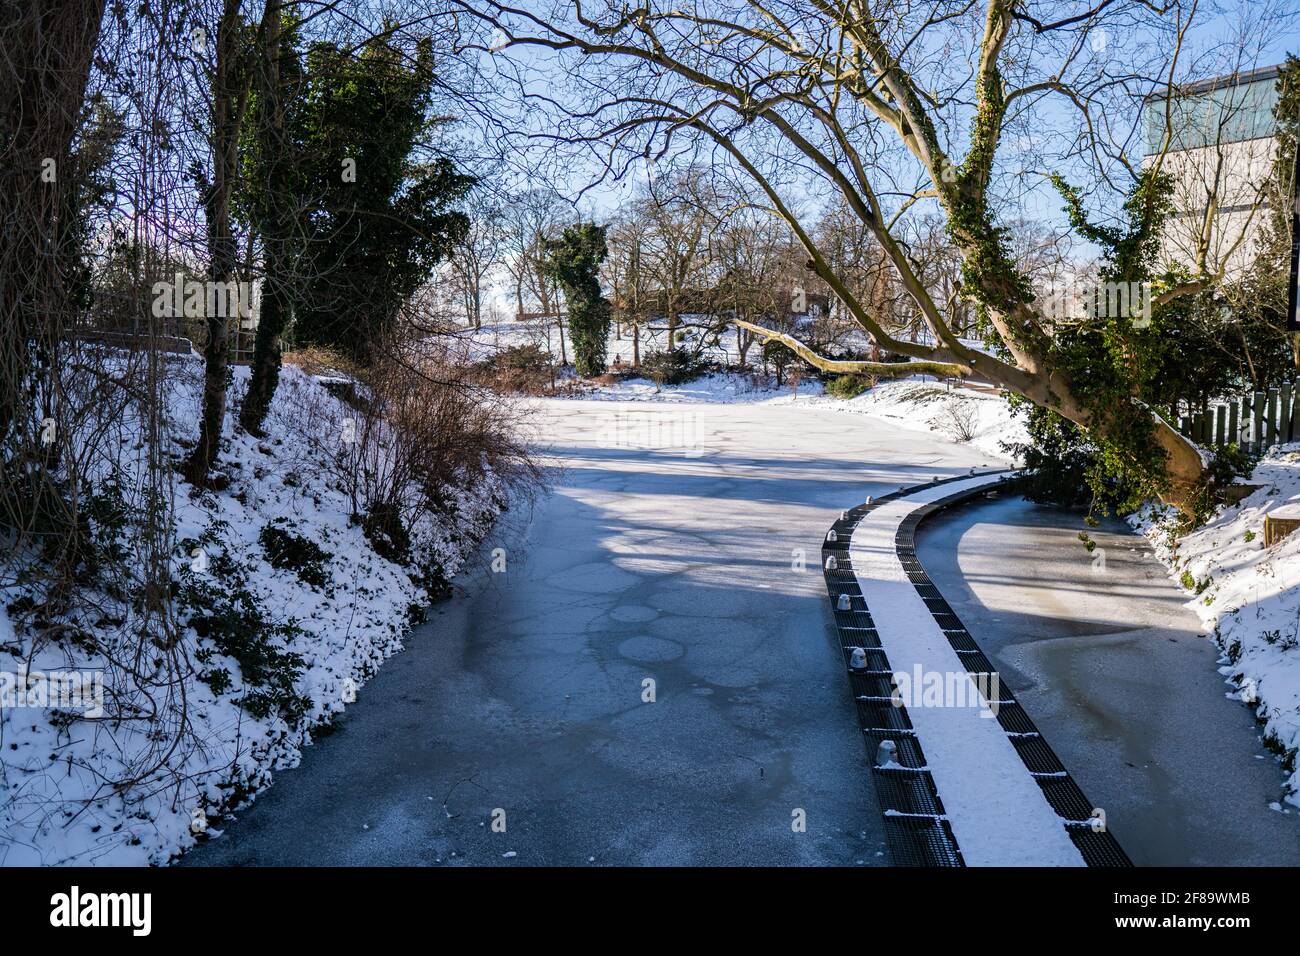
(187, 1), (248, 482)
(1009, 363), (1207, 515)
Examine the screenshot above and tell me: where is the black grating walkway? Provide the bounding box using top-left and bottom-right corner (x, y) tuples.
(822, 472), (1131, 867)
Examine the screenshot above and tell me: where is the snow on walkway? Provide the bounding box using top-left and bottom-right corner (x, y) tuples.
(850, 474), (1086, 866)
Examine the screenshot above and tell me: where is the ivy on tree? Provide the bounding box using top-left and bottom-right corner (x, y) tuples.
(1011, 166), (1267, 523)
(543, 222), (612, 377)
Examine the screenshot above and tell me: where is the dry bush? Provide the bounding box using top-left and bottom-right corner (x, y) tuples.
(471, 343), (555, 395)
(282, 346), (360, 380)
(327, 339), (543, 568)
(941, 398), (980, 443)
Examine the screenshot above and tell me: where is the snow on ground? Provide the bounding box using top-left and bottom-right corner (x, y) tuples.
(458, 317), (995, 383)
(0, 355), (503, 865)
(578, 373), (1023, 462)
(456, 320), (1024, 459)
(793, 378), (1026, 464)
(572, 371), (825, 403)
(451, 317), (712, 366)
(562, 369), (1025, 465)
(1131, 443), (1300, 806)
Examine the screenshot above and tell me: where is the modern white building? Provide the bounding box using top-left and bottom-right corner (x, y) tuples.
(1143, 64), (1284, 277)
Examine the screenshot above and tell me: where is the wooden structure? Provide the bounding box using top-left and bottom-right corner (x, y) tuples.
(1264, 504), (1300, 547)
(1178, 386), (1299, 453)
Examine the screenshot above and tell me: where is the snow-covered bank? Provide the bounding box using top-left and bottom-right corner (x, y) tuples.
(1131, 444), (1300, 807)
(782, 378), (1025, 464)
(567, 369), (1024, 464)
(0, 356), (505, 866)
(568, 371), (825, 403)
(457, 319), (1024, 462)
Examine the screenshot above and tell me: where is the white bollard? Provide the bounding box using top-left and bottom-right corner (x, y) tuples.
(837, 593), (852, 611)
(826, 529), (838, 543)
(876, 739), (898, 768)
(848, 646), (868, 671)
(824, 555), (838, 570)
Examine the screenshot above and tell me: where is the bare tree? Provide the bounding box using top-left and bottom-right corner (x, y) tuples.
(714, 207), (809, 365)
(186, 0), (254, 481)
(448, 182), (509, 329)
(454, 0), (1278, 511)
(239, 0), (300, 435)
(0, 0), (107, 443)
(502, 186), (570, 361)
(604, 208), (653, 365)
(633, 166), (721, 355)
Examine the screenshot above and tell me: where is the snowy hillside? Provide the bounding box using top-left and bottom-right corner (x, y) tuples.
(787, 378), (1026, 464)
(0, 354), (505, 865)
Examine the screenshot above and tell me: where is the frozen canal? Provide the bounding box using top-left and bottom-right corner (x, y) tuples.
(185, 398), (994, 865)
(917, 493), (1300, 865)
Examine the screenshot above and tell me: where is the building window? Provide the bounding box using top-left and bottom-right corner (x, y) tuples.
(1144, 71), (1280, 155)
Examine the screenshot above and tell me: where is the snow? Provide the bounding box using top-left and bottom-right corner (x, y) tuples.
(794, 378), (1026, 463)
(850, 473), (1086, 866)
(572, 373), (1026, 465)
(1130, 442), (1300, 808)
(456, 317), (1025, 462)
(451, 316), (761, 367)
(571, 372), (826, 403)
(458, 317), (993, 368)
(0, 353), (503, 866)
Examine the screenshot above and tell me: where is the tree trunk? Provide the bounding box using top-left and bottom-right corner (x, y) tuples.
(186, 1), (248, 482)
(1026, 369), (1206, 514)
(240, 273), (289, 434)
(1153, 415), (1208, 510)
(240, 1), (290, 436)
(0, 0), (105, 444)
